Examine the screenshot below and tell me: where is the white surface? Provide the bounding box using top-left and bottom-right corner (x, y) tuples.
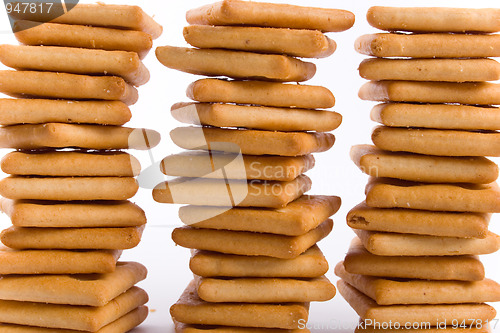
(0, 0), (499, 332)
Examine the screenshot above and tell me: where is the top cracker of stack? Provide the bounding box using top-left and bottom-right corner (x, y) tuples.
(0, 3), (162, 332)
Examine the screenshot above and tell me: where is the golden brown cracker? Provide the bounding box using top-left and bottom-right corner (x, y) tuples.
(156, 46), (315, 82)
(171, 102), (342, 132)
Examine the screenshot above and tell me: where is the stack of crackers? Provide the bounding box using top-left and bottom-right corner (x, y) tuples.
(0, 4), (162, 332)
(152, 0), (354, 331)
(337, 6), (500, 331)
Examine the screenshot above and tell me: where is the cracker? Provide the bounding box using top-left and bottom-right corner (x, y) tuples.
(187, 79), (335, 109)
(180, 195), (341, 236)
(170, 126), (335, 157)
(355, 33), (500, 58)
(0, 176), (138, 201)
(0, 123), (160, 150)
(172, 219), (333, 259)
(156, 46), (315, 82)
(366, 7), (500, 33)
(14, 21), (153, 59)
(183, 25), (336, 59)
(161, 151), (314, 182)
(359, 81), (500, 105)
(170, 280), (309, 330)
(350, 144), (499, 184)
(0, 45), (150, 86)
(175, 320), (309, 333)
(0, 262), (146, 306)
(0, 70), (138, 105)
(338, 280), (496, 327)
(0, 306), (148, 333)
(359, 58), (500, 83)
(1, 199), (146, 228)
(186, 0), (354, 32)
(365, 178), (500, 213)
(190, 245), (328, 278)
(354, 229), (500, 256)
(0, 246), (121, 274)
(347, 202), (490, 239)
(335, 262), (500, 305)
(0, 286), (147, 331)
(371, 103), (500, 131)
(356, 327), (490, 333)
(154, 175), (311, 208)
(1, 151), (141, 177)
(344, 238), (485, 281)
(1, 226), (145, 250)
(171, 102), (342, 132)
(10, 3), (162, 38)
(0, 99), (131, 126)
(195, 275), (335, 303)
(372, 126), (500, 157)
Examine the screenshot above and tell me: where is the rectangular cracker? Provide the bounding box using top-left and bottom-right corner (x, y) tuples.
(14, 21), (153, 59)
(355, 33), (500, 58)
(190, 245), (328, 278)
(0, 261), (146, 306)
(371, 103), (500, 131)
(338, 280), (496, 327)
(9, 3), (162, 38)
(171, 280), (309, 330)
(354, 229), (500, 256)
(0, 99), (131, 126)
(343, 238), (485, 281)
(156, 46), (315, 82)
(154, 175), (311, 208)
(172, 219), (333, 259)
(347, 202), (491, 239)
(0, 286), (147, 331)
(161, 151), (314, 182)
(0, 246), (121, 274)
(367, 7), (500, 33)
(0, 176), (138, 201)
(356, 327), (490, 333)
(335, 261), (500, 305)
(0, 70), (138, 105)
(351, 144), (499, 184)
(171, 102), (342, 132)
(0, 225), (145, 250)
(359, 58), (500, 82)
(175, 320), (309, 333)
(187, 79), (335, 109)
(170, 126), (335, 157)
(0, 306), (148, 333)
(183, 25), (335, 59)
(359, 81), (500, 105)
(372, 126), (500, 157)
(365, 178), (500, 213)
(1, 151), (141, 177)
(0, 123), (160, 150)
(1, 199), (146, 228)
(186, 0), (354, 32)
(195, 275), (335, 303)
(180, 195), (341, 236)
(0, 45), (150, 86)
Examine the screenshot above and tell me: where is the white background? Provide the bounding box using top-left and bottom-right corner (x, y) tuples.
(0, 0), (499, 332)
